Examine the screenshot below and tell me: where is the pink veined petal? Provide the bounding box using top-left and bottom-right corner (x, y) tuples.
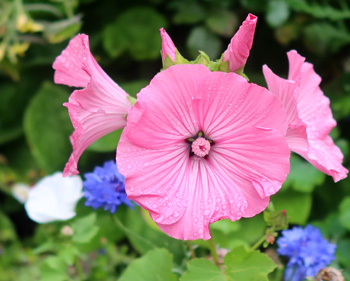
(222, 13), (257, 72)
(117, 64), (291, 240)
(192, 70), (288, 140)
(117, 135), (249, 240)
(264, 50), (348, 182)
(53, 34), (91, 87)
(63, 77), (131, 176)
(160, 28), (176, 62)
(263, 64), (308, 154)
(124, 65), (210, 149)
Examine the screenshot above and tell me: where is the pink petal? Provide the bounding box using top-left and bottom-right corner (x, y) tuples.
(53, 34), (91, 87)
(117, 64), (291, 240)
(222, 13), (257, 72)
(64, 77), (131, 176)
(124, 65), (210, 149)
(160, 28), (176, 62)
(263, 65), (308, 154)
(264, 50), (348, 181)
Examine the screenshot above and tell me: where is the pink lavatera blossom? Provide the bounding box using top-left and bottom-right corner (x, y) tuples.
(117, 64), (291, 240)
(160, 28), (176, 62)
(223, 13), (257, 73)
(263, 50), (348, 182)
(53, 34), (132, 176)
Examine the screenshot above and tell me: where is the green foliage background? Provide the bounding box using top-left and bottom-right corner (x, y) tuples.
(0, 0), (350, 280)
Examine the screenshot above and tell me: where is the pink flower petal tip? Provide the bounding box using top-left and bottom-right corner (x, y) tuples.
(53, 34), (132, 176)
(263, 50), (348, 182)
(223, 13), (257, 72)
(160, 28), (176, 62)
(117, 64), (290, 240)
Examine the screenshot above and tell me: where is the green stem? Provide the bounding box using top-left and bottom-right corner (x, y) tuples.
(250, 235), (267, 251)
(208, 237), (219, 266)
(75, 256), (84, 281)
(111, 214), (157, 249)
(187, 241), (196, 259)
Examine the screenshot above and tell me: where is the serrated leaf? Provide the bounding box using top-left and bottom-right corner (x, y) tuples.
(181, 246), (276, 281)
(271, 190), (312, 225)
(72, 213), (99, 244)
(286, 0), (350, 20)
(24, 82), (72, 173)
(119, 248), (176, 281)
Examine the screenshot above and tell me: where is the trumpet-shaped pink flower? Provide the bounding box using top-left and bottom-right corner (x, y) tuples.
(53, 34), (132, 176)
(160, 28), (176, 62)
(117, 64), (290, 240)
(263, 50), (348, 182)
(223, 13), (257, 72)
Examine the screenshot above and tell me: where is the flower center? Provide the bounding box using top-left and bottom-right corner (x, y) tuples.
(191, 137), (211, 157)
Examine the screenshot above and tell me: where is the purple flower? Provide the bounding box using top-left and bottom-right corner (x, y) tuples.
(83, 160), (133, 213)
(277, 225), (336, 281)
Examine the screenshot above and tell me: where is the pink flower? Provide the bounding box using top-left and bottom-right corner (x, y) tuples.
(263, 50), (348, 182)
(160, 28), (176, 62)
(223, 13), (257, 72)
(53, 34), (132, 176)
(116, 64), (290, 240)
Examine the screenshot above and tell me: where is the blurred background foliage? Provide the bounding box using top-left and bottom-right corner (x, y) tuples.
(0, 0), (350, 280)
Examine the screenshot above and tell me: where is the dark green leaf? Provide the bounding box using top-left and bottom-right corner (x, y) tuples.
(339, 197), (350, 231)
(103, 7), (167, 60)
(206, 10), (238, 37)
(186, 27), (222, 60)
(266, 0), (290, 28)
(24, 82), (72, 173)
(72, 213), (99, 244)
(271, 190), (312, 225)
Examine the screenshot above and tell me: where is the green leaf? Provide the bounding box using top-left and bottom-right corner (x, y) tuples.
(23, 82), (72, 173)
(266, 0), (290, 28)
(87, 130), (122, 152)
(186, 27), (222, 60)
(286, 0), (350, 20)
(304, 23), (350, 55)
(124, 207), (186, 264)
(171, 2), (206, 24)
(44, 16), (82, 43)
(336, 239), (350, 266)
(103, 7), (167, 60)
(58, 246), (79, 266)
(240, 0), (268, 12)
(72, 213), (99, 244)
(0, 211), (17, 242)
(39, 256), (67, 281)
(271, 190), (312, 225)
(206, 10), (238, 37)
(119, 248), (176, 281)
(339, 197), (350, 231)
(284, 155), (325, 193)
(181, 246), (276, 281)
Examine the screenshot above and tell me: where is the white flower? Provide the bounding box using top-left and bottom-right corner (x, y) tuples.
(12, 183), (30, 203)
(24, 172), (83, 223)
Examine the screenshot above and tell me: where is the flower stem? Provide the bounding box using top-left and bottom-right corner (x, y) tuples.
(187, 241), (196, 259)
(75, 256), (84, 281)
(250, 235), (267, 251)
(208, 237), (219, 266)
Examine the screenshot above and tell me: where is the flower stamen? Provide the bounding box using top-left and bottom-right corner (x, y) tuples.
(191, 137), (211, 157)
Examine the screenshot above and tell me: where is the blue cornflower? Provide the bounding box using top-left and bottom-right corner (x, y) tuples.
(277, 225), (336, 281)
(83, 160), (133, 213)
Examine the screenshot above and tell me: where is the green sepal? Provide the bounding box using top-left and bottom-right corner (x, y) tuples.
(127, 95), (137, 106)
(218, 60), (230, 73)
(162, 49), (189, 70)
(193, 51), (210, 66)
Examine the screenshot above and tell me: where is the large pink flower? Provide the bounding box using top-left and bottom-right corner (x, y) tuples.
(263, 50), (348, 182)
(53, 34), (132, 176)
(223, 13), (257, 72)
(116, 64), (290, 240)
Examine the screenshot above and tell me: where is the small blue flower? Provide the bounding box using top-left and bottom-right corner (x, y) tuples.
(277, 225), (336, 281)
(83, 160), (133, 213)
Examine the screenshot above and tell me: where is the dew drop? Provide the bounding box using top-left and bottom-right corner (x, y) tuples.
(204, 209), (210, 216)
